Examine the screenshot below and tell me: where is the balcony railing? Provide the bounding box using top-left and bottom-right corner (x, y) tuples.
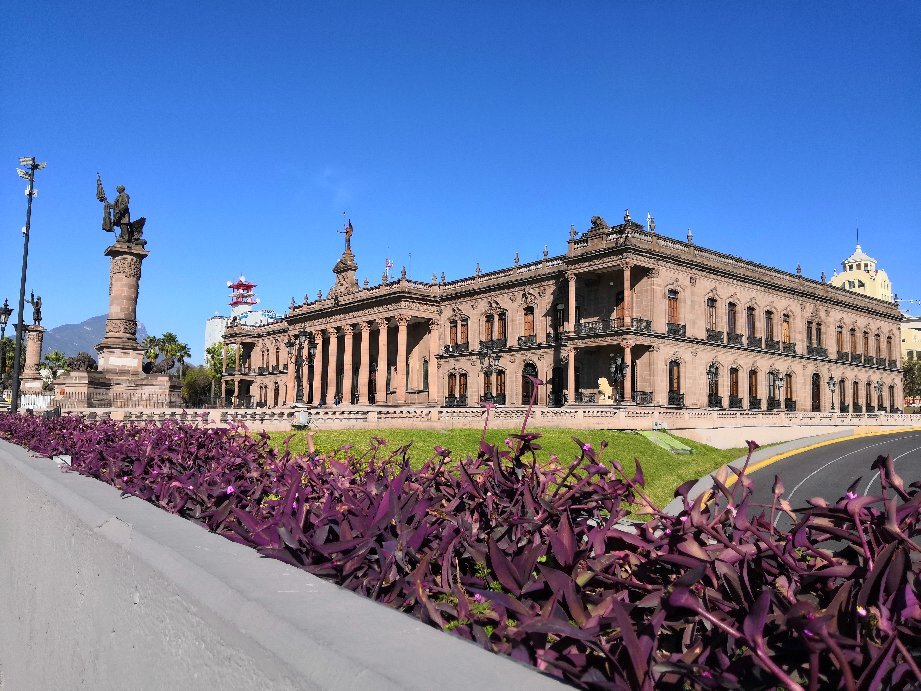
(257, 366), (268, 375)
(853, 403), (863, 413)
(270, 365), (280, 374)
(480, 393), (506, 405)
(706, 329), (723, 344)
(875, 357), (887, 367)
(888, 359), (898, 369)
(850, 353), (862, 364)
(807, 345), (828, 358)
(836, 351), (849, 362)
(839, 403), (849, 413)
(765, 339), (781, 352)
(548, 392), (566, 407)
(782, 342), (797, 354)
(727, 332), (744, 346)
(225, 367), (236, 375)
(517, 335), (538, 347)
(747, 336), (762, 349)
(479, 338), (507, 351)
(785, 399), (796, 412)
(443, 342), (470, 355)
(577, 318), (623, 336)
(878, 406), (887, 413)
(749, 396), (762, 410)
(767, 397), (781, 411)
(444, 395), (468, 408)
(668, 391), (685, 407)
(729, 395), (743, 410)
(631, 318), (653, 333)
(575, 391), (597, 404)
(667, 323), (687, 337)
(633, 390), (653, 405)
(707, 393), (723, 409)
(862, 354), (875, 366)
(546, 331), (563, 346)
(866, 404), (875, 413)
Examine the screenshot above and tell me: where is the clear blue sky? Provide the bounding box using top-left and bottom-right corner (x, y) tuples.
(2, 2), (919, 362)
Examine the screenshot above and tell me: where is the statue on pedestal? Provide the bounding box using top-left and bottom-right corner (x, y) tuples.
(97, 174), (147, 247)
(27, 292), (42, 326)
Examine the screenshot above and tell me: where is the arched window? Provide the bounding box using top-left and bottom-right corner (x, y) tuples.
(811, 373), (821, 412)
(523, 306), (535, 337)
(458, 372), (468, 397)
(669, 361), (681, 393)
(784, 373), (793, 400)
(483, 371), (493, 396)
(729, 367), (739, 396)
(863, 331), (870, 356)
(767, 370), (780, 408)
(727, 302), (738, 335)
(887, 336), (894, 361)
(706, 298), (717, 331)
(522, 362), (538, 404)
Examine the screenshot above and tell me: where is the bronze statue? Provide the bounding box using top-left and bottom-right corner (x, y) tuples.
(97, 174), (147, 246)
(27, 292), (42, 326)
(339, 219), (354, 251)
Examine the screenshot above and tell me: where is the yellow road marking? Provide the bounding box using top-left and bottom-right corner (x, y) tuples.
(724, 427), (921, 488)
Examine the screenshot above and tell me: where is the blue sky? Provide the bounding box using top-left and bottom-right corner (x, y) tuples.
(2, 2), (919, 362)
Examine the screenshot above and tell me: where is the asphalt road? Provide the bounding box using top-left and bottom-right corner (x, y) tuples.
(746, 430), (921, 530)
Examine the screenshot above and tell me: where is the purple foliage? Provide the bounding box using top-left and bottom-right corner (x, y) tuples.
(2, 410), (920, 689)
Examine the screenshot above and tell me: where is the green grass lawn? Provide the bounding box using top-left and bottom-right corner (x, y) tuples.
(264, 427), (748, 509)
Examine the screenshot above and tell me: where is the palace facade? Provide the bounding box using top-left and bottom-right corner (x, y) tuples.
(221, 214), (905, 414)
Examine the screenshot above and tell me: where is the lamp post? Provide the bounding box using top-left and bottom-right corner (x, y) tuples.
(827, 375), (837, 413)
(777, 373), (785, 412)
(0, 298), (12, 398)
(610, 354), (628, 403)
(285, 332), (308, 406)
(706, 361), (720, 408)
(11, 156), (46, 413)
(478, 342), (501, 403)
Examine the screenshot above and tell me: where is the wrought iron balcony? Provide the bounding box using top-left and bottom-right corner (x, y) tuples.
(631, 317), (653, 333)
(270, 365), (280, 374)
(853, 403), (863, 413)
(706, 329), (723, 344)
(765, 339), (780, 352)
(479, 338), (507, 351)
(836, 351), (849, 362)
(257, 366), (268, 375)
(749, 396), (762, 410)
(707, 393), (723, 409)
(546, 331), (563, 346)
(782, 342), (797, 354)
(480, 393), (506, 405)
(862, 354), (875, 365)
(443, 342), (470, 355)
(875, 357), (887, 367)
(548, 392), (566, 407)
(767, 397), (781, 411)
(517, 335), (538, 347)
(850, 353), (862, 364)
(747, 336), (762, 349)
(866, 404), (875, 413)
(839, 403), (849, 413)
(888, 359), (898, 369)
(727, 332), (744, 346)
(784, 399), (796, 412)
(729, 395), (743, 410)
(667, 323), (687, 337)
(577, 318), (622, 336)
(878, 406), (887, 413)
(633, 390), (653, 405)
(667, 391), (685, 407)
(444, 395), (468, 408)
(280, 365), (288, 373)
(806, 345), (828, 358)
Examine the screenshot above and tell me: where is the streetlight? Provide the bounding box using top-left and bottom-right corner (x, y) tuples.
(285, 332), (310, 406)
(776, 372), (785, 411)
(0, 298), (12, 398)
(478, 341), (501, 403)
(705, 361), (720, 409)
(827, 375), (837, 413)
(10, 156), (46, 413)
(610, 354), (629, 403)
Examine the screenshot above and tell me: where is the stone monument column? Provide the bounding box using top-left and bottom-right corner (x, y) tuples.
(96, 240), (149, 374)
(19, 324), (46, 391)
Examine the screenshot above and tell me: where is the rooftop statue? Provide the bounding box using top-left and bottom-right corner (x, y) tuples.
(97, 174), (147, 247)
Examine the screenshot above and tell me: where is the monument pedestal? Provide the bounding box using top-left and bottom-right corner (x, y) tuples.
(20, 324), (46, 394)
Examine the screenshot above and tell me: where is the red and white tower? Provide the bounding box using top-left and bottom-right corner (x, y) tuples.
(227, 275), (260, 316)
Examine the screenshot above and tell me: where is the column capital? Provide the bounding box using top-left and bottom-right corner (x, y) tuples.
(376, 317), (390, 330)
(342, 324), (354, 336)
(566, 271), (577, 283)
(358, 321), (372, 332)
(395, 314), (411, 326)
(428, 318), (440, 332)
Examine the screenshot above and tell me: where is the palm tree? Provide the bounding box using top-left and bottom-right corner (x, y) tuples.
(174, 342), (191, 379)
(158, 332), (191, 377)
(141, 335), (160, 363)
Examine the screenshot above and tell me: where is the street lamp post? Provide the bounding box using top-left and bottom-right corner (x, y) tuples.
(610, 354), (628, 403)
(777, 374), (785, 412)
(285, 332), (308, 406)
(10, 156), (46, 413)
(0, 298), (12, 398)
(705, 361), (720, 409)
(478, 342), (501, 403)
(827, 375), (837, 413)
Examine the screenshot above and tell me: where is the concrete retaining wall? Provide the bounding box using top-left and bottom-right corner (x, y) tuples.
(0, 440), (562, 690)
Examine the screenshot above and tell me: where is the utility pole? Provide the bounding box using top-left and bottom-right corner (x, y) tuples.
(11, 156), (46, 413)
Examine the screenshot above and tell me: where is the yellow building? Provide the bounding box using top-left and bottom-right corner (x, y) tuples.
(831, 244), (893, 302)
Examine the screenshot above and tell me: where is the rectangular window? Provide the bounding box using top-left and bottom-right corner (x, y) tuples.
(483, 372), (492, 395)
(496, 370), (506, 395)
(850, 329), (857, 353)
(450, 320), (458, 346)
(727, 303), (737, 335)
(667, 290), (679, 324)
(730, 368), (739, 397)
(836, 326), (844, 353)
(863, 332), (869, 355)
(749, 369), (758, 397)
(816, 323), (823, 347)
(747, 307), (756, 338)
(764, 311), (774, 341)
(887, 337), (893, 360)
(497, 313), (507, 340)
(615, 290), (625, 323)
(807, 321), (814, 346)
(706, 298), (717, 330)
(458, 373), (467, 396)
(555, 305), (565, 332)
(782, 315), (791, 344)
(460, 319), (468, 344)
(484, 315), (494, 341)
(523, 307), (535, 337)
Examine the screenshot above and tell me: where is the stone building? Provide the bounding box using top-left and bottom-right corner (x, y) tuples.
(222, 214), (905, 413)
(830, 244), (894, 303)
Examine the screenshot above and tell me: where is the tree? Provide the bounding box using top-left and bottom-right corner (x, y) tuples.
(66, 352), (98, 371)
(141, 335), (160, 363)
(205, 342), (233, 404)
(41, 351), (70, 391)
(904, 358), (921, 404)
(180, 365), (212, 407)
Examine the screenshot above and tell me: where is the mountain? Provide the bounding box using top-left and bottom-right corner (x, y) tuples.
(41, 315), (149, 358)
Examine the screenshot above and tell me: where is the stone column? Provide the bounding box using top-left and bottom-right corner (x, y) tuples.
(566, 272), (577, 333)
(358, 322), (371, 404)
(97, 241), (149, 374)
(311, 331), (324, 405)
(566, 347), (576, 404)
(326, 328), (339, 404)
(428, 320), (439, 404)
(19, 325), (46, 392)
(395, 315), (409, 404)
(235, 344), (241, 372)
(342, 325), (354, 405)
(376, 318), (389, 404)
(622, 263), (633, 327)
